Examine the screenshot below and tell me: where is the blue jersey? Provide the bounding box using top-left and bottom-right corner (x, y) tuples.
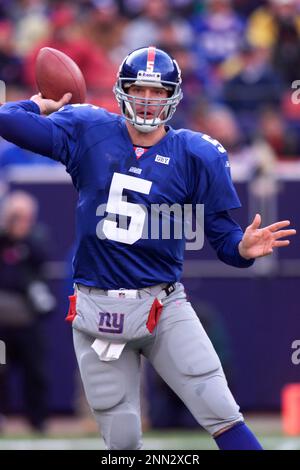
(0, 101), (253, 288)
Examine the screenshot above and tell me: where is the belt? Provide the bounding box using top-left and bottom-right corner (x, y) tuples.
(75, 282), (176, 300)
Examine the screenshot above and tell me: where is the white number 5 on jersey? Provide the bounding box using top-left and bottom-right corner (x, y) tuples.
(97, 173), (152, 245)
(202, 134), (226, 153)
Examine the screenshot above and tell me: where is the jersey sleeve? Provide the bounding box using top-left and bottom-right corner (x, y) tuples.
(0, 101), (83, 175)
(0, 100), (53, 156)
(205, 211), (255, 268)
(188, 134), (241, 215)
(46, 104), (84, 174)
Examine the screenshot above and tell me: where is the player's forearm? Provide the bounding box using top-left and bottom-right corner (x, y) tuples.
(205, 211), (255, 268)
(0, 100), (53, 156)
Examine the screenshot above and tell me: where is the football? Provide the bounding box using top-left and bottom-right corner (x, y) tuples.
(35, 47), (87, 104)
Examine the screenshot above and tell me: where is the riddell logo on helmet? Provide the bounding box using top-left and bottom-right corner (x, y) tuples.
(137, 70), (161, 81)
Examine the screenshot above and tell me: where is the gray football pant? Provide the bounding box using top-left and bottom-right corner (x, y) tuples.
(72, 283), (243, 450)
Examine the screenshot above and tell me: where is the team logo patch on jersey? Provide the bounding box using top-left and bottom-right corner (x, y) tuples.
(155, 154), (170, 165)
(129, 166), (142, 175)
(98, 312), (124, 334)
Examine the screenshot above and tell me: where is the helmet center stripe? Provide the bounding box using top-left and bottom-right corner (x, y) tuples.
(146, 46), (156, 73)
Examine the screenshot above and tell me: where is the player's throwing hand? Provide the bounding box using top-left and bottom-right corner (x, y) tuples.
(238, 213), (296, 260)
(30, 92), (72, 116)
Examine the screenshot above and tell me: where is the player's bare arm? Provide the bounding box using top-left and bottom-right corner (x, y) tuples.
(238, 213), (297, 260)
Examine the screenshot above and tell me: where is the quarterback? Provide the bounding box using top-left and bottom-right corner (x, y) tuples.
(0, 47), (296, 450)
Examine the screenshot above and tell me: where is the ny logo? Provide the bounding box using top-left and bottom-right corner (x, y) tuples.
(98, 312), (124, 334)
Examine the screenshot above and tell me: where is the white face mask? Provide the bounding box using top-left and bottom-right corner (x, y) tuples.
(114, 79), (183, 133)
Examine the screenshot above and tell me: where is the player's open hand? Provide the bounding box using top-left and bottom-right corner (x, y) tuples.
(238, 214), (296, 260)
(30, 92), (72, 115)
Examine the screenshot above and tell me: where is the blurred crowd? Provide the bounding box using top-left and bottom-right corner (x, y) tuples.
(1, 0), (300, 165)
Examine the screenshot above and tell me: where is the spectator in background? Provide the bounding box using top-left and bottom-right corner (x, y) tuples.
(168, 0), (196, 16)
(190, 0), (245, 67)
(80, 0), (123, 110)
(121, 0), (193, 56)
(222, 42), (283, 141)
(0, 191), (55, 433)
(191, 103), (244, 152)
(271, 0), (300, 86)
(0, 0), (17, 20)
(120, 0), (196, 18)
(247, 0), (300, 87)
(10, 0), (50, 57)
(0, 20), (24, 87)
(247, 0), (300, 49)
(247, 0), (300, 85)
(258, 107), (300, 158)
(232, 0), (267, 17)
(24, 3), (118, 110)
(190, 101), (258, 177)
(85, 0), (126, 57)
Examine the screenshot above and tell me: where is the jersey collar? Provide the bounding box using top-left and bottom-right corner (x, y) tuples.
(120, 116), (175, 159)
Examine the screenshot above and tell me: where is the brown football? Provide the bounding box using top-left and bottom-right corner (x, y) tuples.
(35, 47), (87, 103)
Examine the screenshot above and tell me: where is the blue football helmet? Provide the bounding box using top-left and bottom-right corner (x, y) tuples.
(114, 46), (183, 133)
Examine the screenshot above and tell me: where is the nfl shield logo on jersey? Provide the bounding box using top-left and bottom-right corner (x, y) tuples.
(135, 147), (145, 158)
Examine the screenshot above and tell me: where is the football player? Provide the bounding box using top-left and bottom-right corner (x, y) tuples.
(0, 47), (296, 450)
